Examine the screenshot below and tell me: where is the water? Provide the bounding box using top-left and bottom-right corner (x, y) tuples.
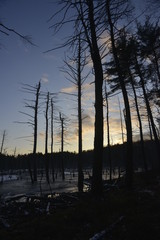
(0, 168), (124, 200)
(0, 171), (79, 200)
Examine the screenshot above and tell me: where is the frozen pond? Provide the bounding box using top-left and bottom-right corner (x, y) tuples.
(0, 171), (81, 200)
(0, 168), (124, 200)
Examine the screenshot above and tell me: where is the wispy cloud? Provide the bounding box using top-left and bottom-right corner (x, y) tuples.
(82, 113), (94, 133)
(60, 85), (77, 94)
(39, 132), (45, 139)
(41, 74), (49, 84)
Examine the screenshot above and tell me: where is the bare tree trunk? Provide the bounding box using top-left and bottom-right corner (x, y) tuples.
(118, 98), (125, 144)
(0, 130), (6, 154)
(105, 83), (112, 181)
(77, 37), (84, 192)
(148, 114), (153, 141)
(45, 92), (50, 183)
(51, 98), (55, 182)
(106, 1), (133, 189)
(33, 81), (41, 182)
(27, 158), (33, 183)
(86, 0), (104, 196)
(60, 113), (65, 180)
(118, 97), (126, 177)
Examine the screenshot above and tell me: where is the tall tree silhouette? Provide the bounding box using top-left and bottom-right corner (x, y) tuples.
(114, 30), (148, 172)
(33, 81), (41, 181)
(80, 0), (104, 196)
(48, 0), (106, 195)
(105, 0), (134, 189)
(45, 92), (50, 183)
(0, 130), (6, 154)
(137, 18), (160, 112)
(17, 81), (41, 182)
(132, 45), (160, 164)
(104, 82), (112, 181)
(61, 35), (88, 192)
(59, 112), (65, 180)
(51, 97), (55, 182)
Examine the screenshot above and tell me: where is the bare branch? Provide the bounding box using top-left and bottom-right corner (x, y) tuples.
(0, 23), (37, 46)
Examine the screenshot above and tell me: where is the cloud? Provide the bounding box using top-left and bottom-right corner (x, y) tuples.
(65, 113), (94, 145)
(41, 74), (49, 83)
(81, 83), (95, 105)
(60, 85), (77, 94)
(82, 82), (94, 92)
(39, 132), (45, 139)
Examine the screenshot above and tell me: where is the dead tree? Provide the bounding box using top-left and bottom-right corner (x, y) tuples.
(33, 81), (41, 181)
(45, 92), (50, 183)
(59, 112), (65, 180)
(61, 35), (88, 191)
(16, 81), (41, 183)
(0, 22), (35, 46)
(118, 97), (125, 144)
(105, 82), (112, 181)
(50, 97), (55, 182)
(47, 0), (106, 196)
(0, 130), (6, 154)
(118, 97), (125, 178)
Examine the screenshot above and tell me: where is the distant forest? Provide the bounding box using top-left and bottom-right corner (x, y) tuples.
(0, 140), (157, 173)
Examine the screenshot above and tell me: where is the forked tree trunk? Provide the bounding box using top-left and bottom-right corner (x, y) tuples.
(87, 1), (104, 196)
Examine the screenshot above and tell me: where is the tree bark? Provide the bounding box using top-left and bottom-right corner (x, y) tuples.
(128, 68), (148, 172)
(106, 0), (133, 189)
(105, 83), (112, 182)
(33, 81), (41, 182)
(60, 113), (65, 180)
(77, 37), (84, 192)
(0, 130), (6, 154)
(45, 92), (50, 183)
(51, 98), (55, 182)
(86, 0), (104, 196)
(135, 56), (160, 165)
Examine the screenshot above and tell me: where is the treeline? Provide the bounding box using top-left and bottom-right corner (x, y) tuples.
(0, 140), (157, 174)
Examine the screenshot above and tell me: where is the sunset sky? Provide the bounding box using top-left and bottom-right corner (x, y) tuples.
(0, 0), (152, 155)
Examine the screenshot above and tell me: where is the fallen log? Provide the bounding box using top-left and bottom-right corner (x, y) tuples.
(89, 216), (124, 240)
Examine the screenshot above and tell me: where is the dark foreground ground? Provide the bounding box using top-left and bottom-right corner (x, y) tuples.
(0, 171), (160, 240)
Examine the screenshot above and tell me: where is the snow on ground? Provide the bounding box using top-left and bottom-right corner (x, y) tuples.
(0, 174), (18, 182)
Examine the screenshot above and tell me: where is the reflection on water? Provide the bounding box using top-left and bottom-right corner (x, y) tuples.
(0, 168), (125, 200)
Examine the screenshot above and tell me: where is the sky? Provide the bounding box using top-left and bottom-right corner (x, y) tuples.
(0, 0), (154, 155)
